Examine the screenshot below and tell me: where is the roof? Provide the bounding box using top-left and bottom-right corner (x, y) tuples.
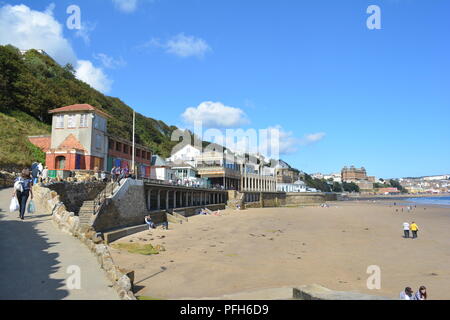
(28, 135), (51, 152)
(151, 155), (167, 166)
(56, 134), (86, 152)
(49, 104), (111, 118)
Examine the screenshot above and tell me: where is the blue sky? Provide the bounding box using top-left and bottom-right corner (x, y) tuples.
(1, 0), (449, 178)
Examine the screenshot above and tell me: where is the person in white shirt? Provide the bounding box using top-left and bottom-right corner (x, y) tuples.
(41, 166), (49, 183)
(400, 287), (414, 300)
(403, 222), (410, 238)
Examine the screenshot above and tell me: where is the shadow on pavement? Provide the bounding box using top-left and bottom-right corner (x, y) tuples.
(0, 213), (69, 300)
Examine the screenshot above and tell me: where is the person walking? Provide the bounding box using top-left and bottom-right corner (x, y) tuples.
(41, 166), (49, 183)
(12, 168), (34, 220)
(403, 222), (410, 238)
(413, 286), (427, 300)
(410, 222), (419, 239)
(31, 162), (40, 184)
(110, 166), (116, 182)
(399, 287), (414, 300)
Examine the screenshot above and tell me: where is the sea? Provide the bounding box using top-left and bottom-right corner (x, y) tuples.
(405, 196), (450, 207)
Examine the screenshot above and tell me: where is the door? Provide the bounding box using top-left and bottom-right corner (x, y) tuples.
(56, 156), (66, 170)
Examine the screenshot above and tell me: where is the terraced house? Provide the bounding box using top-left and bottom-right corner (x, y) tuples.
(28, 104), (152, 178)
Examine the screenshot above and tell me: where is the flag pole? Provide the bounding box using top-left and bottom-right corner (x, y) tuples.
(132, 110), (135, 177)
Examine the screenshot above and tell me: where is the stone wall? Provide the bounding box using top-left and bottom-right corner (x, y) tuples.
(285, 192), (337, 205)
(32, 184), (136, 300)
(0, 171), (17, 189)
(231, 191), (336, 209)
(93, 179), (147, 232)
(45, 181), (106, 214)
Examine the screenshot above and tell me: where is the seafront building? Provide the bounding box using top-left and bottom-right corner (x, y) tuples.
(341, 166), (375, 191)
(28, 104), (152, 178)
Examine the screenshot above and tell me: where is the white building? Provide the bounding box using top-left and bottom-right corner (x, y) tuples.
(166, 144), (202, 167)
(277, 180), (308, 193)
(150, 155), (175, 181)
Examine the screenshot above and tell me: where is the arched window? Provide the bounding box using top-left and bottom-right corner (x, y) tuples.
(56, 156), (66, 170)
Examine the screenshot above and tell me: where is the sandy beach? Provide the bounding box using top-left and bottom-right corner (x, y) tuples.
(109, 201), (450, 300)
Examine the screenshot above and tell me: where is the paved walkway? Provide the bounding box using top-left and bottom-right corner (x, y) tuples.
(0, 188), (118, 300)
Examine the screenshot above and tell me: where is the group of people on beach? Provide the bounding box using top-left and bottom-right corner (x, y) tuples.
(400, 286), (427, 300)
(402, 221), (419, 239)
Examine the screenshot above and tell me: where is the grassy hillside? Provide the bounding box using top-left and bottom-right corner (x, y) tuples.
(0, 110), (49, 168)
(0, 44), (183, 168)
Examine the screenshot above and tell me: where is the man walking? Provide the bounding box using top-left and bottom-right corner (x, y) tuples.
(410, 222), (419, 239)
(403, 222), (410, 238)
(110, 166), (116, 182)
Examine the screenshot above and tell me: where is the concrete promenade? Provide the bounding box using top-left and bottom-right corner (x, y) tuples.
(0, 187), (118, 300)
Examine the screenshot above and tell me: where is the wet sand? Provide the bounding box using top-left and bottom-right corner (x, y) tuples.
(109, 201), (450, 300)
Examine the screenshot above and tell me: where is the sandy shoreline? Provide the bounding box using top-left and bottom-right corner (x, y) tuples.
(109, 201), (450, 300)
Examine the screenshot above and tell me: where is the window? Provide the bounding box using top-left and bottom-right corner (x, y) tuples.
(147, 152), (151, 160)
(116, 142), (121, 152)
(95, 135), (103, 150)
(136, 149), (141, 157)
(108, 140), (114, 150)
(123, 145), (128, 154)
(67, 114), (76, 128)
(141, 151), (146, 159)
(80, 114), (88, 127)
(55, 115), (64, 128)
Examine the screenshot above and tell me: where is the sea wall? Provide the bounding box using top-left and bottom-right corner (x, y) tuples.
(32, 184), (136, 300)
(232, 191), (337, 209)
(92, 179), (147, 232)
(285, 192), (337, 205)
(45, 181), (106, 214)
(293, 284), (390, 300)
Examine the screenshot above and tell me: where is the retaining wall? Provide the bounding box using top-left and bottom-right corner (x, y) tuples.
(45, 181), (106, 214)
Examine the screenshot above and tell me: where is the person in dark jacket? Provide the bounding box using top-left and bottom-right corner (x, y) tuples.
(12, 168), (34, 220)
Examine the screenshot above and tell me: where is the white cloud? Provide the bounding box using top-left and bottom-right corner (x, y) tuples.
(302, 132), (326, 144)
(112, 0), (138, 13)
(75, 21), (97, 45)
(264, 127), (326, 155)
(144, 33), (211, 58)
(166, 33), (211, 58)
(75, 60), (113, 93)
(93, 53), (126, 69)
(0, 4), (77, 64)
(182, 101), (249, 128)
(0, 4), (113, 94)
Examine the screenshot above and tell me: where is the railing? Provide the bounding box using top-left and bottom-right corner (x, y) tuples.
(93, 180), (118, 216)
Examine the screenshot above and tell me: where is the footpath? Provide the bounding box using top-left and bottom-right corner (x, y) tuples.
(0, 187), (117, 300)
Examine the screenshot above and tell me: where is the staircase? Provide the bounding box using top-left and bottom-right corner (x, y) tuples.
(77, 181), (119, 226)
(78, 200), (95, 225)
(226, 192), (245, 210)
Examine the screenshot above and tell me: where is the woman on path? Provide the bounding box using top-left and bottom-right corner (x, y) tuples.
(12, 168), (34, 220)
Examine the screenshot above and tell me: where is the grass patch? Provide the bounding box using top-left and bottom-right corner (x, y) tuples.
(0, 111), (50, 168)
(111, 242), (165, 255)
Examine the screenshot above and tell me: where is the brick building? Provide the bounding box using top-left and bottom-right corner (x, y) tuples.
(28, 104), (152, 177)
